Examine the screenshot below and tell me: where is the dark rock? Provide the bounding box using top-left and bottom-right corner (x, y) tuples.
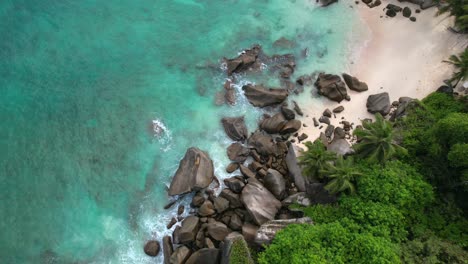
(390, 97), (415, 121)
(261, 113), (287, 134)
(226, 163), (239, 173)
(306, 182), (338, 205)
(298, 133), (308, 142)
(207, 221), (230, 241)
(293, 101), (304, 116)
(264, 169), (287, 200)
(281, 107), (296, 120)
(168, 148), (214, 196)
(373, 0), (382, 7)
(221, 232), (254, 264)
(342, 73), (368, 92)
(224, 177), (245, 194)
(178, 205), (185, 216)
(282, 192), (311, 207)
(224, 81), (236, 105)
(144, 240), (161, 257)
(285, 143), (306, 192)
(162, 236), (173, 264)
(327, 138), (354, 156)
(185, 248), (220, 264)
(227, 143), (250, 163)
(319, 116), (331, 125)
(320, 0), (338, 7)
(242, 223), (259, 243)
(167, 217), (177, 229)
(247, 131), (278, 156)
(323, 109), (332, 118)
(410, 16), (416, 21)
(164, 200), (177, 210)
(191, 194), (205, 207)
(437, 85), (453, 94)
(179, 216), (200, 244)
(415, 9), (420, 13)
(239, 165), (256, 178)
(220, 189), (243, 208)
(249, 161), (263, 172)
(313, 118), (319, 127)
(362, 0), (372, 4)
(199, 201), (216, 217)
(242, 84), (288, 107)
(170, 246), (191, 264)
(254, 217), (313, 245)
(403, 7), (412, 17)
(221, 117), (248, 141)
(334, 127), (346, 139)
(241, 179), (282, 225)
(296, 75), (312, 86)
(214, 196), (230, 213)
(333, 106), (345, 113)
(229, 214), (243, 231)
(386, 3), (403, 12)
(325, 125), (335, 138)
(315, 73), (348, 102)
(225, 45), (261, 75)
(386, 9), (397, 17)
(280, 120), (302, 135)
(366, 92), (391, 116)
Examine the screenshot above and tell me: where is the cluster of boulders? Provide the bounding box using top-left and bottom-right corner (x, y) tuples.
(356, 0), (429, 22)
(314, 73), (368, 103)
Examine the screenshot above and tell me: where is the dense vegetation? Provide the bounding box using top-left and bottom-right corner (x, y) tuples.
(259, 92), (468, 263)
(437, 0), (468, 32)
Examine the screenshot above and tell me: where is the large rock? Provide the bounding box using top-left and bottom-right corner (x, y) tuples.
(220, 189), (243, 208)
(227, 143), (250, 163)
(179, 216), (200, 244)
(224, 81), (236, 105)
(214, 196), (230, 213)
(342, 73), (368, 92)
(185, 248), (220, 264)
(170, 246), (191, 264)
(225, 45), (261, 75)
(199, 201), (216, 217)
(366, 92), (391, 116)
(282, 192), (311, 207)
(247, 131), (278, 157)
(390, 97), (415, 121)
(315, 73), (349, 102)
(285, 143), (306, 192)
(280, 120), (302, 135)
(254, 217), (313, 245)
(162, 236), (173, 264)
(402, 6), (412, 17)
(320, 0), (338, 6)
(223, 177), (245, 194)
(261, 113), (287, 134)
(281, 107), (295, 120)
(264, 169), (286, 200)
(221, 117), (248, 141)
(207, 221), (230, 241)
(327, 138), (354, 156)
(242, 223), (259, 243)
(242, 84), (288, 107)
(168, 148), (214, 196)
(221, 232), (254, 264)
(241, 179), (282, 225)
(144, 240), (161, 257)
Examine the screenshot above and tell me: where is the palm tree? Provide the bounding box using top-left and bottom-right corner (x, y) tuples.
(437, 0), (468, 33)
(299, 140), (336, 180)
(321, 155), (362, 194)
(353, 113), (407, 164)
(443, 49), (468, 87)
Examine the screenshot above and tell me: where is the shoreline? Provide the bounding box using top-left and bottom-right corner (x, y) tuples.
(296, 0), (467, 147)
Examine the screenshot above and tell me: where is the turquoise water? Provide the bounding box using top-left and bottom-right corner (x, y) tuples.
(0, 0), (362, 263)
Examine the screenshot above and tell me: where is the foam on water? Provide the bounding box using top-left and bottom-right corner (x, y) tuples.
(0, 0), (366, 263)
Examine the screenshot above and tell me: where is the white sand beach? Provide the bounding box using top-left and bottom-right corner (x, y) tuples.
(297, 0), (467, 147)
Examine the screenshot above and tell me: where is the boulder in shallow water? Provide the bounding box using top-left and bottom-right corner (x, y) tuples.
(366, 92), (391, 116)
(227, 143), (250, 163)
(225, 45), (261, 75)
(144, 240), (161, 257)
(168, 148), (214, 196)
(221, 116), (248, 141)
(315, 73), (348, 102)
(320, 0), (338, 7)
(242, 84), (288, 107)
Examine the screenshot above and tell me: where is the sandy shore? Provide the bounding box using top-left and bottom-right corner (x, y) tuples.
(296, 0), (467, 148)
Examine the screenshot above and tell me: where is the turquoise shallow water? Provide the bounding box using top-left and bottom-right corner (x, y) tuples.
(0, 0), (363, 263)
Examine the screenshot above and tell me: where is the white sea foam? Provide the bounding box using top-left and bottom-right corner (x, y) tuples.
(151, 118), (173, 152)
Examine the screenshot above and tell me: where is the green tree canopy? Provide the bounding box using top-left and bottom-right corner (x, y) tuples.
(298, 140), (336, 180)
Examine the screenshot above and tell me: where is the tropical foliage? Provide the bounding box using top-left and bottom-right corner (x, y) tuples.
(353, 113), (406, 164)
(443, 49), (468, 87)
(320, 156), (362, 194)
(437, 0), (468, 32)
(298, 140), (336, 180)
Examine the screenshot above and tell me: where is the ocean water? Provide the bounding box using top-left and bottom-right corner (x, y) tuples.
(0, 0), (363, 263)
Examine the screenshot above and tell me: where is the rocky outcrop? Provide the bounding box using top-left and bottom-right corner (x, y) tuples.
(170, 246), (191, 264)
(328, 138), (354, 156)
(241, 179), (282, 225)
(224, 45), (262, 76)
(285, 143), (306, 192)
(223, 177), (245, 194)
(242, 84), (288, 107)
(168, 148), (214, 196)
(315, 73), (349, 102)
(179, 216), (200, 244)
(247, 131), (278, 157)
(281, 107), (295, 120)
(366, 92), (391, 116)
(342, 73), (368, 92)
(185, 248), (220, 264)
(162, 236), (173, 264)
(264, 169), (286, 200)
(254, 217), (313, 245)
(221, 117), (248, 142)
(390, 97), (415, 121)
(227, 143), (250, 163)
(261, 113), (287, 134)
(280, 120), (302, 135)
(221, 232), (254, 264)
(224, 81), (236, 105)
(282, 192), (311, 207)
(144, 240), (161, 257)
